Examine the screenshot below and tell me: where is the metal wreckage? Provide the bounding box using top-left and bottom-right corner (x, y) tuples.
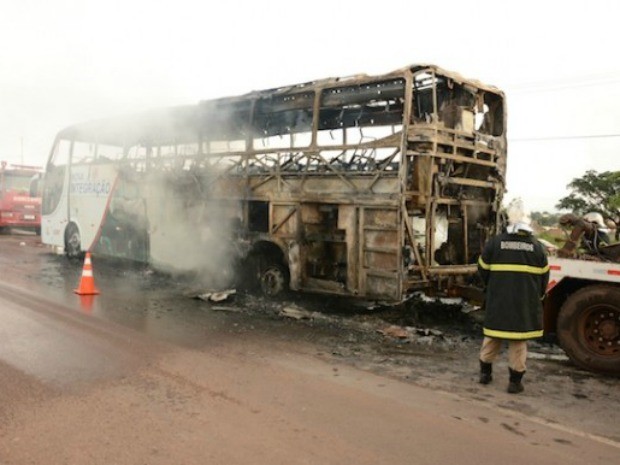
(46, 64), (506, 302)
(43, 63), (619, 374)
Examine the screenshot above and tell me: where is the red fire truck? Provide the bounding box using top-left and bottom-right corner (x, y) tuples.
(0, 161), (42, 234)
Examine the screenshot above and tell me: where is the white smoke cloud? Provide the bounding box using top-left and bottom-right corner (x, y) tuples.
(142, 168), (241, 289)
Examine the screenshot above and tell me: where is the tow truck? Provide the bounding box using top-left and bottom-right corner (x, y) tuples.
(544, 214), (620, 375)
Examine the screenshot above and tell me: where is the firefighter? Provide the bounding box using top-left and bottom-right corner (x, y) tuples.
(582, 211), (611, 249)
(558, 212), (612, 257)
(477, 220), (549, 394)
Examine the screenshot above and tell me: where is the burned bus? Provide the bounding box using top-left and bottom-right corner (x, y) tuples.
(41, 64), (506, 302)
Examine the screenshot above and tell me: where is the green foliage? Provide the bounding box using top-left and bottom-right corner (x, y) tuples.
(531, 211), (562, 227)
(556, 170), (620, 220)
(537, 230), (564, 246)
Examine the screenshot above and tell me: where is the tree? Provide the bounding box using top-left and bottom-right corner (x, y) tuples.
(531, 211), (562, 227)
(556, 170), (620, 221)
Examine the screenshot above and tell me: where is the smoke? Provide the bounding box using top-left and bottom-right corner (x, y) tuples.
(142, 168), (241, 289)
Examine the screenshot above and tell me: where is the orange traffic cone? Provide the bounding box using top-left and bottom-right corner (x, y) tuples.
(74, 252), (100, 295)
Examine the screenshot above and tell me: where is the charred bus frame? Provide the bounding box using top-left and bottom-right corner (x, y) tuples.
(42, 64), (506, 302)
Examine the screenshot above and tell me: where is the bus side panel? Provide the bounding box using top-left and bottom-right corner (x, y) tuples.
(338, 205), (359, 295)
(93, 170), (148, 260)
(69, 164), (117, 252)
(359, 207), (401, 301)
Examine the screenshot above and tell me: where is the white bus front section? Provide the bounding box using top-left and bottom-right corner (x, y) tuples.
(42, 163), (117, 254)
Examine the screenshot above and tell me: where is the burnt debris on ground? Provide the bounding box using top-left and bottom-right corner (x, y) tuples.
(44, 252), (608, 380)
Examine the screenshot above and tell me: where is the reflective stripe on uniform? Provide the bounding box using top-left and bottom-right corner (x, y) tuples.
(483, 328), (543, 340)
(478, 257), (549, 275)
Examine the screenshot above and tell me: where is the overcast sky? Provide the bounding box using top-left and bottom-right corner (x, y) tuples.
(1, 0), (619, 211)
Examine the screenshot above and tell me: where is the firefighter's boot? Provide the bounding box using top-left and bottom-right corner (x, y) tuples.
(507, 368), (525, 394)
(479, 361), (493, 385)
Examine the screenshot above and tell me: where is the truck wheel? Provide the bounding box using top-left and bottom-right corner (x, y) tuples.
(259, 262), (289, 298)
(65, 224), (83, 260)
(557, 285), (620, 375)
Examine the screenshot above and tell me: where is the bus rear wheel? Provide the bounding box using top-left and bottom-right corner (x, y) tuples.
(557, 285), (620, 375)
(65, 224), (83, 260)
(259, 262), (289, 298)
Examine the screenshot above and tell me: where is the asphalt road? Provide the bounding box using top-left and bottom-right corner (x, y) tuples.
(0, 234), (619, 464)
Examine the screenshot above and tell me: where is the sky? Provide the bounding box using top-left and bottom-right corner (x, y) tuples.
(1, 0), (620, 212)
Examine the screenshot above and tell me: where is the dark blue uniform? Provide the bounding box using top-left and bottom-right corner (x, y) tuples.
(478, 231), (549, 339)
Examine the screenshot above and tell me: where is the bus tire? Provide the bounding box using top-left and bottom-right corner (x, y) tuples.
(65, 223), (84, 260)
(557, 285), (620, 375)
(259, 261), (289, 298)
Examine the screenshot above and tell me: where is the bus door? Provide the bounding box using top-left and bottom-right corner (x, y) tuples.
(41, 139), (72, 247)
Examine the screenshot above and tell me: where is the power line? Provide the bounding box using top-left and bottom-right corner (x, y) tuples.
(507, 72), (620, 94)
(509, 79), (620, 94)
(510, 133), (620, 142)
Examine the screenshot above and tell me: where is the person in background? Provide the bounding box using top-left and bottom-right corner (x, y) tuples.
(477, 219), (549, 394)
(582, 212), (611, 247)
(558, 212), (613, 257)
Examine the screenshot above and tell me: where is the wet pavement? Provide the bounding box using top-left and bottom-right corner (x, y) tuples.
(1, 232), (619, 445)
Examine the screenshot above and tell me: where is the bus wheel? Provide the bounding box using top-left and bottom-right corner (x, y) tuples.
(65, 224), (83, 260)
(259, 262), (289, 298)
(557, 285), (620, 375)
